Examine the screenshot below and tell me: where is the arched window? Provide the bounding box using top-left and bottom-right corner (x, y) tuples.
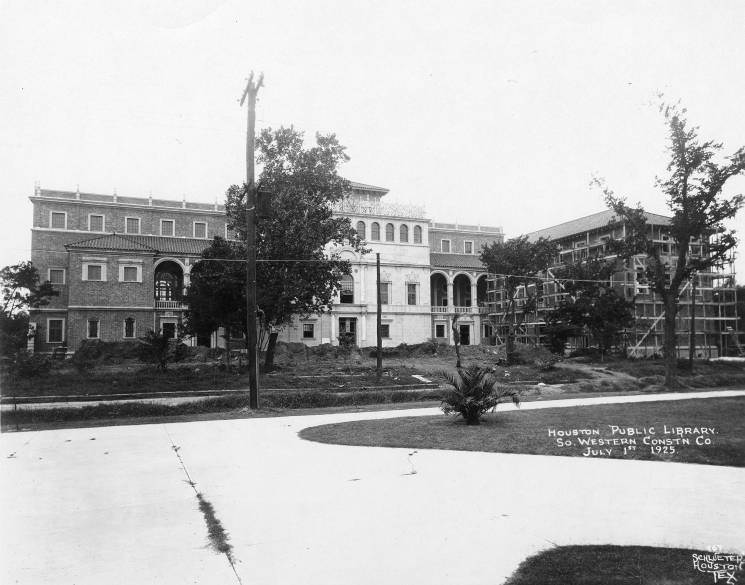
(400, 224), (409, 242)
(154, 261), (183, 301)
(413, 225), (422, 244)
(371, 222), (380, 241)
(339, 274), (354, 303)
(356, 221), (366, 240)
(385, 223), (395, 242)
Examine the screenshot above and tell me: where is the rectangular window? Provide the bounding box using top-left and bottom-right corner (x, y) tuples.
(302, 323), (315, 339)
(50, 211), (67, 229)
(87, 319), (99, 339)
(47, 319), (64, 343)
(380, 323), (390, 338)
(464, 241), (474, 254)
(85, 264), (105, 281)
(441, 239), (451, 253)
(407, 283), (417, 306)
(88, 214), (105, 232)
(125, 217), (141, 234)
(87, 265), (102, 281)
(124, 318), (136, 339)
(48, 268), (65, 285)
(193, 222), (207, 239)
(435, 323), (446, 338)
(379, 282), (390, 305)
(160, 219), (175, 236)
(121, 266), (139, 282)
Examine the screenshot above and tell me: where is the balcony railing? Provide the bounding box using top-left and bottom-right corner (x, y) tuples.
(332, 199), (427, 219)
(155, 300), (185, 310)
(430, 305), (489, 314)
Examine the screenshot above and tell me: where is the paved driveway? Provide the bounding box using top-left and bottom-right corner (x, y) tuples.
(2, 390), (744, 584)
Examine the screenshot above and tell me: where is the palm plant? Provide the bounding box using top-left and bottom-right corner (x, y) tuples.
(440, 365), (520, 425)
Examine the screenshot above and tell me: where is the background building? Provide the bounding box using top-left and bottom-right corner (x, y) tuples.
(486, 210), (742, 357)
(28, 183), (503, 353)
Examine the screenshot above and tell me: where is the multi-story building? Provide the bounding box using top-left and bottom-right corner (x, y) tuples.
(486, 210), (742, 357)
(428, 223), (502, 345)
(27, 183), (503, 353)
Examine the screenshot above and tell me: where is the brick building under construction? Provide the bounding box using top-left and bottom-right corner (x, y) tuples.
(485, 210), (743, 358)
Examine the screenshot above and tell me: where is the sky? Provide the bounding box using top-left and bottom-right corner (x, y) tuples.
(2, 0), (744, 279)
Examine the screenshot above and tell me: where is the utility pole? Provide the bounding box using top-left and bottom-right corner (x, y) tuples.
(240, 72), (263, 409)
(376, 253), (382, 379)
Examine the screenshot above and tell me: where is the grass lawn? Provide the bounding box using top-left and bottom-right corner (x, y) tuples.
(1, 363), (436, 399)
(299, 396), (745, 467)
(503, 545), (731, 584)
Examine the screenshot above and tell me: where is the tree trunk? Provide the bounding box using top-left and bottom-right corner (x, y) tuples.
(223, 329), (231, 370)
(663, 297), (679, 388)
(452, 316), (462, 368)
(264, 330), (279, 372)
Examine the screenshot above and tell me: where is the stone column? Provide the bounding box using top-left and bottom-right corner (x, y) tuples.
(447, 280), (454, 310)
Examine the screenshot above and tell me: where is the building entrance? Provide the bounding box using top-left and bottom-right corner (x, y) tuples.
(459, 324), (470, 346)
(339, 317), (357, 343)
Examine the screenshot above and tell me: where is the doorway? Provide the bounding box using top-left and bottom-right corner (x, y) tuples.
(161, 322), (177, 339)
(339, 317), (357, 343)
(459, 324), (470, 346)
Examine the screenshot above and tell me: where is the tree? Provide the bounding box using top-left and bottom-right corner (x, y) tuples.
(547, 258), (635, 358)
(480, 236), (556, 362)
(0, 262), (58, 356)
(595, 102), (745, 386)
(183, 237), (247, 368)
(440, 365), (520, 425)
(225, 126), (367, 370)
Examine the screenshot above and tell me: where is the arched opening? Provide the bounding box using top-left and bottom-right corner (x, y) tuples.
(453, 274), (472, 308)
(371, 222), (380, 241)
(339, 274), (354, 304)
(430, 273), (448, 307)
(400, 224), (409, 242)
(356, 221), (366, 240)
(385, 223), (395, 242)
(154, 261), (184, 302)
(413, 225), (422, 244)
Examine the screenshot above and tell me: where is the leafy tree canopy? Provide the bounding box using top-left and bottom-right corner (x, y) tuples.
(191, 127), (368, 368)
(593, 100), (745, 384)
(1, 262), (58, 356)
(547, 259), (634, 355)
(1, 262), (57, 316)
(480, 236), (556, 294)
(183, 237), (247, 341)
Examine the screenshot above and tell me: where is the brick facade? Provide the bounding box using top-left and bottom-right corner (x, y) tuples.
(28, 185), (504, 353)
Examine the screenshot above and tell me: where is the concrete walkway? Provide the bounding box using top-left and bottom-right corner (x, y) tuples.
(1, 390), (744, 584)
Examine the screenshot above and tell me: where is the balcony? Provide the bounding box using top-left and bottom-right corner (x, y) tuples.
(155, 300), (186, 310)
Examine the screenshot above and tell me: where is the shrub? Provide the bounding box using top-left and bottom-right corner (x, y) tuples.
(139, 330), (172, 369)
(440, 365), (520, 425)
(11, 351), (52, 378)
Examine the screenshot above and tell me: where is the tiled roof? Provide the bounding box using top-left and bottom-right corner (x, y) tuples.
(526, 210), (671, 242)
(65, 234), (158, 253)
(348, 180), (389, 193)
(430, 252), (485, 270)
(66, 233), (215, 256)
